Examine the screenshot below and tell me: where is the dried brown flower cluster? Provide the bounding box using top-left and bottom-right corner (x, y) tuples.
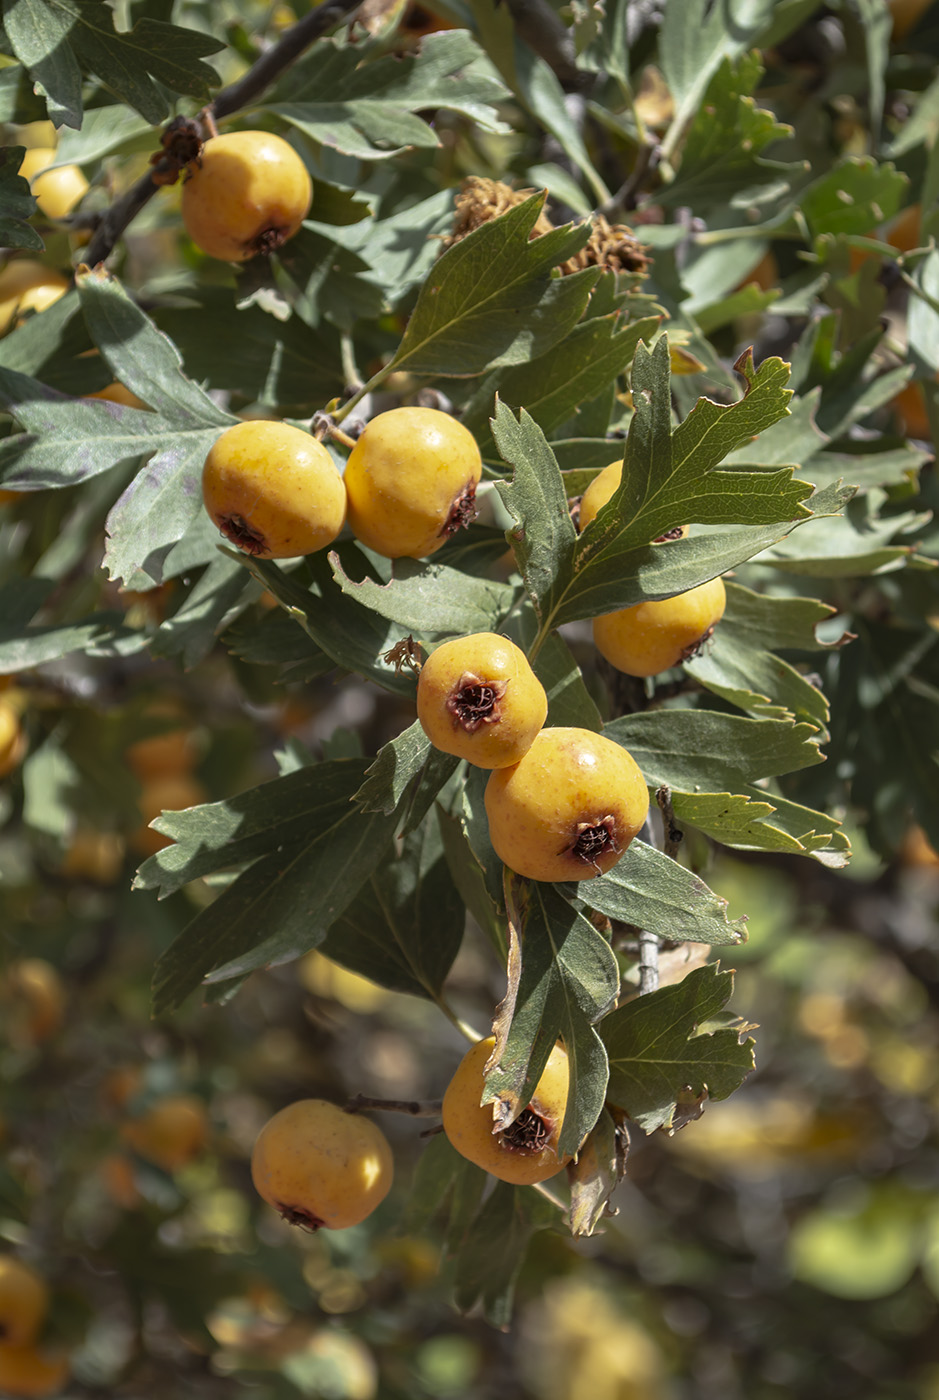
(444, 178), (650, 278)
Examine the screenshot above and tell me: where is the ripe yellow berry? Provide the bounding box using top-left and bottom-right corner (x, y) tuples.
(0, 1258), (48, 1348)
(181, 130), (312, 262)
(593, 577), (727, 678)
(251, 1099), (393, 1230)
(442, 1036), (572, 1184)
(484, 726), (649, 882)
(0, 261), (69, 336)
(416, 632), (547, 768)
(202, 420), (346, 560)
(60, 828), (125, 885)
(2, 960), (65, 1046)
(18, 149), (88, 221)
(121, 1094), (208, 1172)
(0, 703), (26, 778)
(0, 1343), (70, 1398)
(343, 407), (482, 559)
(578, 459), (687, 541)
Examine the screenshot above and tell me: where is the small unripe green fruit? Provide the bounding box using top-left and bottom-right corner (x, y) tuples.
(202, 420), (346, 559)
(417, 632), (547, 768)
(442, 1036), (572, 1184)
(251, 1099), (393, 1230)
(484, 726), (649, 882)
(593, 577), (726, 678)
(343, 407), (482, 559)
(181, 131), (312, 262)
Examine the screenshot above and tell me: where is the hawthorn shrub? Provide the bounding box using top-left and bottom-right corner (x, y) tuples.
(0, 0), (938, 1395)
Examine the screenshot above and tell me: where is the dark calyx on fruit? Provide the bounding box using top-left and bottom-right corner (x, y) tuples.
(217, 513), (267, 555)
(500, 1107), (552, 1154)
(278, 1202), (325, 1232)
(442, 483), (479, 537)
(447, 673), (507, 731)
(566, 816), (620, 869)
(680, 624), (716, 662)
(249, 224), (292, 258)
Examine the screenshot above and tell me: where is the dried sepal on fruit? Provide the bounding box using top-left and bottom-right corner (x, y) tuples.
(442, 1036), (572, 1184)
(416, 633), (547, 768)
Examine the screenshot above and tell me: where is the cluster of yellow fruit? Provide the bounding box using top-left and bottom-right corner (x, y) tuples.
(0, 1257), (70, 1399)
(201, 406), (483, 562)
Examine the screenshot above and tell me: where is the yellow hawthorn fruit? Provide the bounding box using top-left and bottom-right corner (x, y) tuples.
(3, 960), (65, 1046)
(18, 149), (88, 221)
(60, 828), (125, 885)
(578, 459), (687, 541)
(202, 420), (346, 559)
(132, 773), (208, 856)
(181, 130), (312, 263)
(97, 1153), (141, 1210)
(0, 1343), (70, 1399)
(0, 489), (22, 505)
(593, 576), (727, 678)
(416, 632), (548, 768)
(0, 261), (69, 335)
(121, 1093), (208, 1172)
(0, 1258), (48, 1348)
(343, 407), (482, 559)
(890, 0), (932, 36)
(251, 1099), (393, 1231)
(442, 1036), (572, 1184)
(0, 703), (27, 778)
(485, 726), (649, 882)
(126, 726), (198, 782)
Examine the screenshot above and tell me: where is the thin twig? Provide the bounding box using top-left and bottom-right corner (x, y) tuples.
(634, 816), (660, 995)
(86, 0), (364, 266)
(656, 783), (683, 861)
(345, 1094), (443, 1117)
(598, 140), (661, 216)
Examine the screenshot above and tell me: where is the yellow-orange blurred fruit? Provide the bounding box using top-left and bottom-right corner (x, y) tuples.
(132, 773), (208, 856)
(60, 828), (125, 884)
(893, 377), (933, 441)
(88, 381), (149, 410)
(578, 458), (687, 540)
(0, 1343), (70, 1398)
(593, 577), (727, 678)
(0, 1258), (48, 1348)
(101, 1064), (143, 1112)
(343, 407), (482, 559)
(890, 0), (932, 37)
(202, 420), (346, 559)
(181, 130), (312, 262)
(97, 1153), (141, 1210)
(0, 489), (22, 505)
(15, 122), (57, 150)
(126, 726), (197, 781)
(484, 726), (649, 882)
(417, 632), (547, 768)
(122, 1094), (208, 1172)
(442, 1036), (572, 1184)
(0, 703), (27, 778)
(400, 0), (459, 36)
(2, 960), (65, 1046)
(901, 824), (939, 869)
(0, 261), (69, 335)
(251, 1099), (393, 1230)
(19, 149), (88, 221)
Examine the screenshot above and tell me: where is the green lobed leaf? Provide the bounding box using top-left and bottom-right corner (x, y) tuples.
(659, 53), (802, 211)
(449, 1178), (558, 1326)
(0, 144), (41, 250)
(149, 556), (254, 670)
(754, 503), (933, 577)
(685, 581), (842, 726)
(354, 719), (430, 816)
(146, 761), (399, 1012)
(389, 193), (597, 377)
(800, 157), (907, 240)
(601, 964), (755, 1132)
(242, 551), (420, 697)
(605, 710), (826, 793)
(2, 0), (83, 125)
(567, 1108), (625, 1238)
(461, 312), (661, 460)
(485, 877), (618, 1160)
(271, 31), (510, 161)
(572, 840), (747, 946)
(668, 789), (850, 864)
(319, 812), (465, 999)
(329, 551), (518, 637)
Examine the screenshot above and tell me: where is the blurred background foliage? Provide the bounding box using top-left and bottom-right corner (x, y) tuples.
(1, 0), (939, 1396)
